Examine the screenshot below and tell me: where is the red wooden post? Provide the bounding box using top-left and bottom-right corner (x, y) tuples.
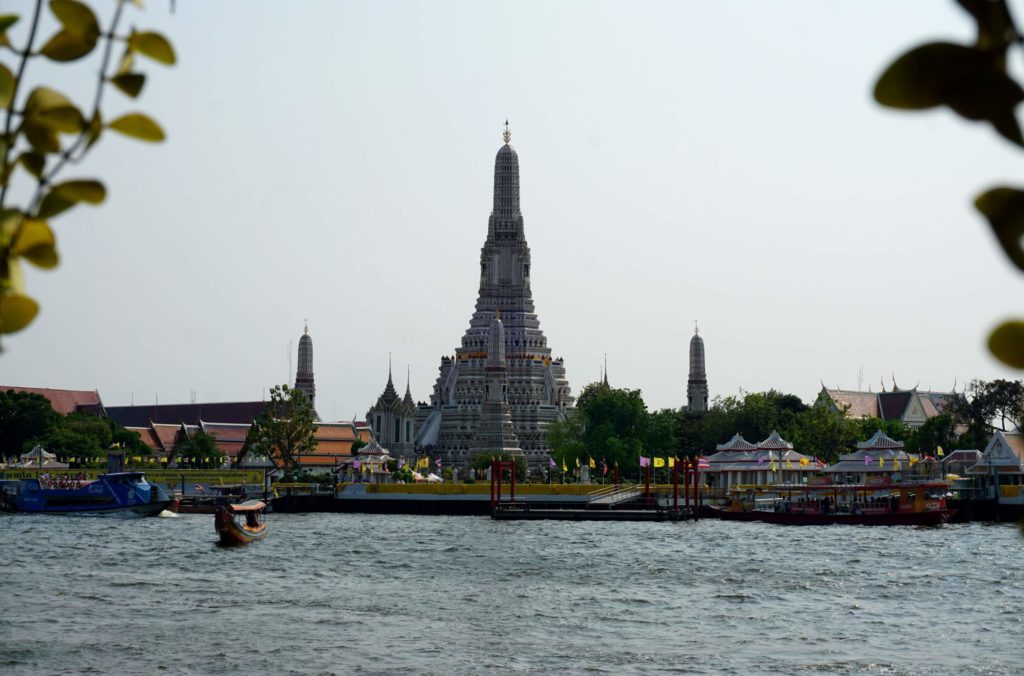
(683, 461), (690, 511)
(693, 459), (700, 516)
(493, 458), (505, 507)
(613, 464), (619, 488)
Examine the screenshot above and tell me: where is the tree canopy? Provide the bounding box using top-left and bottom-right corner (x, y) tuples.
(0, 389), (144, 463)
(244, 384), (317, 471)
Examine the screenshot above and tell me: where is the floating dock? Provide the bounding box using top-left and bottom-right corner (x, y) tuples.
(491, 504), (694, 521)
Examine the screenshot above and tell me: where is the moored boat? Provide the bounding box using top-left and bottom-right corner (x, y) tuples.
(214, 500), (268, 545)
(10, 471), (172, 516)
(705, 481), (956, 526)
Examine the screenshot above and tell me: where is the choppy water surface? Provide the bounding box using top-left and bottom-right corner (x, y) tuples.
(1, 513), (1022, 674)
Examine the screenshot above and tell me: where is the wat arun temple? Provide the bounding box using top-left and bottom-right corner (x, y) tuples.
(414, 124), (574, 469)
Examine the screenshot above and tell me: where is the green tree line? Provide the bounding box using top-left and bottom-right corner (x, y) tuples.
(0, 388), (225, 467)
(546, 379), (1023, 477)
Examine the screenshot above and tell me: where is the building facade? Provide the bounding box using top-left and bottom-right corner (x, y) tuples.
(415, 125), (573, 469)
(366, 364), (417, 457)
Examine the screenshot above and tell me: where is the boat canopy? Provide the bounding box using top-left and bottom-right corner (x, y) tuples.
(227, 500), (266, 512)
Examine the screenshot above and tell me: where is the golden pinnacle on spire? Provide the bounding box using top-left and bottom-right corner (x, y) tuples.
(502, 119), (511, 145)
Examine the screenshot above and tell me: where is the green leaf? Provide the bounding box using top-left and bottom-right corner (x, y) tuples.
(38, 104), (85, 133)
(107, 112), (165, 142)
(0, 209), (22, 245)
(49, 0), (99, 39)
(989, 320), (1024, 369)
(11, 217), (59, 269)
(976, 187), (1024, 272)
(874, 42), (1024, 146)
(24, 86), (73, 114)
(23, 87), (84, 136)
(128, 31), (176, 65)
(116, 50), (134, 76)
(0, 15), (18, 49)
(40, 29), (97, 62)
(111, 73), (146, 98)
(875, 42), (990, 109)
(16, 152), (45, 179)
(0, 291), (39, 334)
(22, 122), (61, 154)
(37, 180), (106, 219)
(0, 63), (13, 109)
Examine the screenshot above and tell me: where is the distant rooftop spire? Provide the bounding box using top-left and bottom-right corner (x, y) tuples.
(694, 320), (699, 335)
(404, 365), (414, 405)
(603, 353), (609, 387)
(503, 119), (511, 145)
(304, 318), (308, 335)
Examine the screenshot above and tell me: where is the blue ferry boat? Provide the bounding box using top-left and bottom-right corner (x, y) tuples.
(11, 472), (173, 516)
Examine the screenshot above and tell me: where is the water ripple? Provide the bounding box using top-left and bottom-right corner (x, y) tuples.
(1, 514), (1022, 674)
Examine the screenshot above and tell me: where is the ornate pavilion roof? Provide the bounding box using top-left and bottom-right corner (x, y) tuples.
(756, 431), (793, 450)
(716, 433), (756, 452)
(856, 429), (905, 450)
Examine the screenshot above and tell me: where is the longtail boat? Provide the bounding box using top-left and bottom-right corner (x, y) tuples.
(705, 481), (956, 526)
(214, 500), (268, 545)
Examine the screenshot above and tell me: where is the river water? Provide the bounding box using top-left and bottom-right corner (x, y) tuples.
(1, 513), (1022, 674)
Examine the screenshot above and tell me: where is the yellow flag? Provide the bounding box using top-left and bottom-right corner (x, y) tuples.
(786, 459), (793, 469)
(909, 456), (919, 466)
(799, 457), (809, 466)
(575, 457), (581, 468)
(562, 461), (568, 472)
(937, 446), (945, 457)
(879, 456), (885, 469)
(668, 457), (675, 468)
(769, 459), (776, 472)
(654, 457), (666, 468)
(588, 457), (596, 469)
(893, 457), (900, 471)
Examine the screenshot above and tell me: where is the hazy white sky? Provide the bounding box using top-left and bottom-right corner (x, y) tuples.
(5, 1), (1024, 419)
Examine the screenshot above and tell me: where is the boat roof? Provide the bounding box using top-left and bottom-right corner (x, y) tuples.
(228, 500), (266, 512)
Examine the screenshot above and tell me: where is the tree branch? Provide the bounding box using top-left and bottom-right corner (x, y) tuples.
(0, 0), (44, 209)
(30, 0), (128, 213)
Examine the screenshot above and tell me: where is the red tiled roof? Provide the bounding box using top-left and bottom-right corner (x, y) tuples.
(127, 426), (162, 451)
(201, 422), (250, 443)
(152, 424), (183, 448)
(823, 389), (879, 418)
(2, 386), (103, 415)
